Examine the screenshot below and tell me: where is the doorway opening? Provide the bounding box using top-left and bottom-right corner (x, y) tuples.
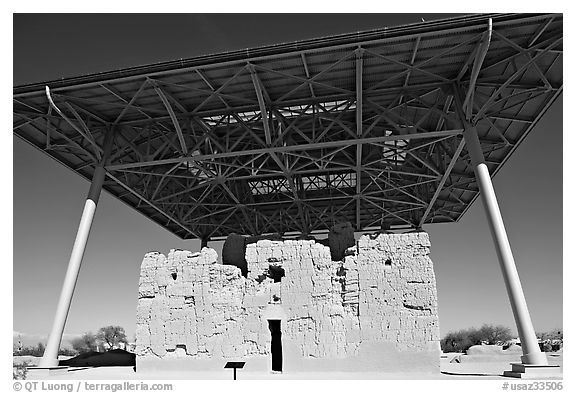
(268, 319), (282, 372)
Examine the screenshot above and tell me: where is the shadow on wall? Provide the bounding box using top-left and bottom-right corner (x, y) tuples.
(221, 222), (358, 275)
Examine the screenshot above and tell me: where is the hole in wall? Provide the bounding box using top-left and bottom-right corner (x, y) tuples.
(268, 264), (285, 283)
(256, 272), (268, 284)
(336, 266), (346, 293)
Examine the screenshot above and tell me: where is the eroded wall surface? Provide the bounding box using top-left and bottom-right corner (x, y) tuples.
(135, 232), (440, 373)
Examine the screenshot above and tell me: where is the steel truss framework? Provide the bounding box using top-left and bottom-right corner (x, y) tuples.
(13, 13), (563, 241)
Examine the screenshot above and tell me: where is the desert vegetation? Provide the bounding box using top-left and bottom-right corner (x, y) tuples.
(441, 325), (563, 353)
(13, 325), (129, 357)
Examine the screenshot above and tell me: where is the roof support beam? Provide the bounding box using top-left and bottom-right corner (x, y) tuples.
(491, 30), (553, 90)
(300, 53), (316, 98)
(13, 114), (43, 131)
(480, 34), (560, 75)
(190, 65), (249, 115)
(473, 36), (562, 122)
(150, 163), (182, 201)
(418, 137), (466, 227)
(406, 151), (442, 177)
(180, 183), (218, 221)
(457, 40), (481, 82)
(362, 196), (415, 227)
(64, 103), (100, 146)
(123, 163), (439, 192)
(406, 36), (421, 85)
(45, 87), (103, 161)
(355, 48), (364, 230)
(149, 80), (188, 113)
(364, 48), (451, 84)
(367, 32), (483, 92)
(45, 105), (53, 149)
(249, 64), (272, 146)
(107, 129), (463, 171)
(112, 80), (449, 128)
(15, 114), (98, 162)
(151, 82), (188, 155)
(463, 18), (492, 120)
(268, 151), (307, 233)
(529, 16), (555, 47)
(398, 36), (421, 105)
(98, 83), (181, 143)
(109, 79), (149, 125)
(365, 171), (428, 206)
(275, 51), (355, 103)
(206, 206), (240, 238)
(14, 97), (44, 113)
(158, 192), (428, 209)
(109, 126), (146, 163)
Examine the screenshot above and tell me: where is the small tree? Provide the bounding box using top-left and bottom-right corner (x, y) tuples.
(14, 334), (23, 355)
(15, 343), (46, 357)
(441, 324), (514, 353)
(539, 328), (563, 341)
(476, 324), (513, 345)
(22, 342), (46, 357)
(537, 328), (563, 352)
(96, 326), (127, 351)
(440, 329), (475, 353)
(58, 347), (77, 356)
(71, 332), (98, 354)
(34, 342), (45, 357)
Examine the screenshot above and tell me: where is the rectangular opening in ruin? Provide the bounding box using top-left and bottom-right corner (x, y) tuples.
(268, 320), (283, 372)
(268, 263), (285, 283)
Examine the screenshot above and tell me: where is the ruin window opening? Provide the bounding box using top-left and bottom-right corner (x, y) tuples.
(267, 262), (285, 283)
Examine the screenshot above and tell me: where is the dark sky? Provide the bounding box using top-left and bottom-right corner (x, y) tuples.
(13, 13), (464, 85)
(12, 14), (563, 341)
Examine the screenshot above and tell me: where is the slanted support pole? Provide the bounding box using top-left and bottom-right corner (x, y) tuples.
(39, 128), (115, 368)
(457, 99), (547, 365)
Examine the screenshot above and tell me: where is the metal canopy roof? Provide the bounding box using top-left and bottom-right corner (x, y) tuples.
(13, 13), (563, 240)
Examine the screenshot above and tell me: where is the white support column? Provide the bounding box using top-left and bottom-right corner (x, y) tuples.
(462, 126), (547, 366)
(39, 130), (114, 368)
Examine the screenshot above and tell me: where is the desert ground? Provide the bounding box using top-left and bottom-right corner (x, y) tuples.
(14, 350), (562, 380)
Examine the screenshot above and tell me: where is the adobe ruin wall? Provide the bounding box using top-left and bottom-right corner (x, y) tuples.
(135, 232), (440, 373)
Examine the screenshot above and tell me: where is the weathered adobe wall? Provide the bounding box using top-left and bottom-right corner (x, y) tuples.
(135, 232), (440, 373)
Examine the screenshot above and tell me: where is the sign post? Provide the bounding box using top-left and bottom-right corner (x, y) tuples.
(224, 361), (246, 380)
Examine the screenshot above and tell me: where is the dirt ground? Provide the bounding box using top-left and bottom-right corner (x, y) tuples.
(19, 352), (562, 380)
